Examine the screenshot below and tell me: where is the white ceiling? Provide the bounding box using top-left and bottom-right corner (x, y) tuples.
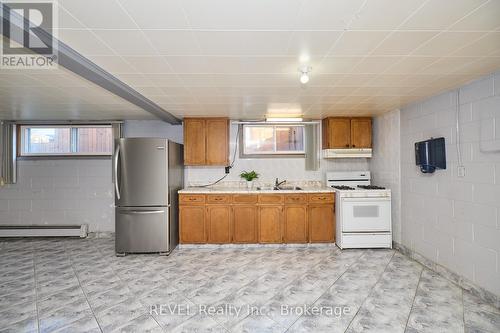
(1, 0), (500, 121)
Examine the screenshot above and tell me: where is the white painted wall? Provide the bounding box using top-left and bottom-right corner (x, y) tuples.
(0, 159), (114, 233)
(185, 123), (370, 185)
(399, 71), (500, 296)
(370, 109), (401, 243)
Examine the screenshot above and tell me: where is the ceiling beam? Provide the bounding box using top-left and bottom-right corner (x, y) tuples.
(1, 4), (181, 124)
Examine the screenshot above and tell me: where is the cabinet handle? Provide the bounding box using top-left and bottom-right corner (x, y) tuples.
(345, 144), (349, 147)
(352, 144), (356, 147)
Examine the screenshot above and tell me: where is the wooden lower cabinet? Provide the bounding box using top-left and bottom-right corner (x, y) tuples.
(179, 193), (334, 244)
(207, 205), (231, 243)
(179, 206), (206, 243)
(309, 205), (335, 242)
(232, 205), (258, 243)
(258, 205), (282, 243)
(284, 205), (308, 243)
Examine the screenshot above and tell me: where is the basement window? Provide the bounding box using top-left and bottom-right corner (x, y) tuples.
(240, 124), (305, 157)
(19, 125), (113, 157)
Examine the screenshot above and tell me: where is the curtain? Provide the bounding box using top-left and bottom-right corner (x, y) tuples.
(0, 121), (17, 185)
(304, 123), (319, 171)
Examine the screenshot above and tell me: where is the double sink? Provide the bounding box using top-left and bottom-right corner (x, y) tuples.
(256, 186), (303, 191)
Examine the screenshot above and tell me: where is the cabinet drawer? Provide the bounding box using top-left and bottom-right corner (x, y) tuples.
(258, 194), (284, 204)
(308, 193), (334, 204)
(207, 194), (231, 204)
(233, 194), (258, 204)
(179, 194), (205, 204)
(285, 194), (307, 204)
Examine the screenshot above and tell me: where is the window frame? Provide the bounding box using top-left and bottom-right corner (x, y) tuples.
(239, 124), (306, 158)
(17, 124), (114, 158)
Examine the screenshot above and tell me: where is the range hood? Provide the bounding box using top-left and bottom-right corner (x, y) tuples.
(323, 148), (372, 158)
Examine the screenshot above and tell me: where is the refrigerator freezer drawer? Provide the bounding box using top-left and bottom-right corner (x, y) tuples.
(115, 207), (170, 253)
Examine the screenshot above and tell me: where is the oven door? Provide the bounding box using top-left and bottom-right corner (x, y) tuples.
(341, 197), (391, 232)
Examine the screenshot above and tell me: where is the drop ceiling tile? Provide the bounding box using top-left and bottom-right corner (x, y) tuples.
(350, 0), (425, 30)
(384, 56), (438, 74)
(142, 31), (201, 56)
(60, 0), (137, 29)
(87, 56), (138, 74)
(400, 0), (488, 30)
(452, 32), (500, 56)
(319, 57), (363, 73)
(296, 0), (365, 30)
(59, 30), (114, 56)
(91, 30), (157, 56)
(114, 74), (155, 87)
(352, 57), (400, 74)
(122, 56), (173, 74)
(412, 32), (485, 56)
(58, 7), (86, 29)
(181, 0), (302, 30)
(329, 31), (390, 56)
(142, 74), (183, 87)
(449, 0), (500, 31)
(372, 31), (439, 56)
(194, 31), (292, 56)
(164, 56), (212, 74)
(118, 0), (189, 29)
(337, 74), (377, 86)
(286, 31), (343, 56)
(419, 57), (477, 75)
(451, 57), (500, 75)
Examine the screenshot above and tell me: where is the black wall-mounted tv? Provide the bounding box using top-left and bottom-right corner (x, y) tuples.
(415, 137), (446, 173)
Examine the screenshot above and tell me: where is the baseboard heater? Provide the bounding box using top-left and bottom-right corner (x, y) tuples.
(0, 225), (88, 238)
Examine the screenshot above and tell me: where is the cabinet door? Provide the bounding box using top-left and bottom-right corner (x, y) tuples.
(326, 118), (351, 148)
(206, 118), (229, 165)
(184, 118), (206, 165)
(284, 205), (308, 243)
(351, 118), (372, 148)
(179, 206), (206, 243)
(207, 205), (231, 243)
(309, 205), (335, 242)
(258, 206), (282, 243)
(232, 205), (258, 243)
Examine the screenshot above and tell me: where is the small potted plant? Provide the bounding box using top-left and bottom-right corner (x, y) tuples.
(240, 170), (259, 190)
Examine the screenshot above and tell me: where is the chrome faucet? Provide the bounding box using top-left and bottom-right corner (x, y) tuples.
(275, 178), (286, 189)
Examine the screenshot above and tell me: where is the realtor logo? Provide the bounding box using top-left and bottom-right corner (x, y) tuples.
(1, 0), (58, 69)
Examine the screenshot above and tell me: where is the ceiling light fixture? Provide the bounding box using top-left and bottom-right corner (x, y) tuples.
(299, 66), (311, 84)
(266, 117), (303, 122)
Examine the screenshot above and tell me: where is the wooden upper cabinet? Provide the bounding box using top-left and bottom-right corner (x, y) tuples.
(323, 118), (351, 149)
(309, 205), (335, 243)
(350, 118), (372, 148)
(232, 205), (258, 243)
(207, 205), (231, 243)
(284, 205), (308, 243)
(206, 118), (229, 165)
(183, 117), (229, 166)
(184, 118), (206, 165)
(258, 205), (282, 243)
(322, 117), (372, 149)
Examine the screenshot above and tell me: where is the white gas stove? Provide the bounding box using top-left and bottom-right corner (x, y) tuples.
(326, 171), (392, 249)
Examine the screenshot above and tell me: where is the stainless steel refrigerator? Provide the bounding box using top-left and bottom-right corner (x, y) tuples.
(113, 138), (183, 256)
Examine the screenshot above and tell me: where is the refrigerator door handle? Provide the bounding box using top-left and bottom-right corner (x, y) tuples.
(114, 144), (121, 200)
(119, 210), (165, 214)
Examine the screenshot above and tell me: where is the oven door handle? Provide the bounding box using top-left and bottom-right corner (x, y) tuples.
(342, 197), (390, 202)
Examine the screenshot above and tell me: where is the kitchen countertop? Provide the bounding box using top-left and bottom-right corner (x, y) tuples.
(178, 186), (335, 194)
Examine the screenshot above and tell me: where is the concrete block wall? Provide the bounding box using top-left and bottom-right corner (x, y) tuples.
(400, 71), (500, 296)
(0, 159), (114, 232)
(370, 109), (401, 243)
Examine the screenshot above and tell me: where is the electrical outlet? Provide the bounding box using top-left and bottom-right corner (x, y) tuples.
(225, 166), (231, 174)
(457, 166), (466, 177)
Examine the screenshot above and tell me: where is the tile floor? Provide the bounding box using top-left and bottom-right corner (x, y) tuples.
(0, 238), (499, 333)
